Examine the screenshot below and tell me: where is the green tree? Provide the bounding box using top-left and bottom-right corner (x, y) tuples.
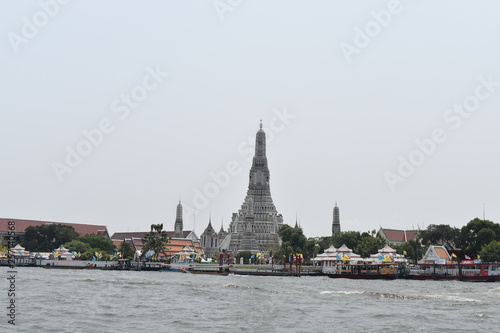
(21, 224), (79, 252)
(419, 224), (460, 250)
(459, 218), (500, 255)
(119, 241), (135, 260)
(317, 236), (331, 252)
(63, 240), (92, 254)
(81, 250), (95, 261)
(331, 231), (362, 250)
(476, 228), (496, 249)
(479, 241), (500, 262)
(79, 234), (115, 254)
(141, 224), (170, 260)
(236, 251), (253, 264)
(303, 237), (319, 261)
(394, 238), (425, 264)
(279, 225), (307, 253)
(274, 225), (312, 261)
(355, 235), (386, 258)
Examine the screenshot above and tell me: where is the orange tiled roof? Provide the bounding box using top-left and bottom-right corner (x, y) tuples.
(435, 248), (449, 259)
(128, 238), (203, 256)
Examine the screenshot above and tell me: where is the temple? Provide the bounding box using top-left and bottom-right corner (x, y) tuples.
(202, 121), (284, 257)
(111, 201), (203, 259)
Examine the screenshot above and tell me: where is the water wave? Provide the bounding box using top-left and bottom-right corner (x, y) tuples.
(370, 291), (479, 302)
(223, 284), (264, 291)
(320, 290), (364, 295)
(118, 280), (166, 286)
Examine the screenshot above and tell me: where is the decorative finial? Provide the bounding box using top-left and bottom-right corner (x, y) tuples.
(260, 119), (263, 129)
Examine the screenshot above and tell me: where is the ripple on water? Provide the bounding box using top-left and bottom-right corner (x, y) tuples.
(320, 290), (364, 295)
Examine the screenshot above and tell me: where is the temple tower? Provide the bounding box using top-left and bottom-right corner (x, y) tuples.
(174, 201), (183, 238)
(332, 202), (340, 236)
(221, 121), (284, 255)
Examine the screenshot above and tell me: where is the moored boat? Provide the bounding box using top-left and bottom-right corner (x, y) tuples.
(405, 261), (500, 282)
(324, 263), (398, 279)
(184, 264), (232, 276)
(406, 263), (459, 281)
(458, 261), (500, 282)
(42, 262), (91, 269)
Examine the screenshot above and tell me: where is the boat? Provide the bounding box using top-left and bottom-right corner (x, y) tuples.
(460, 261), (500, 282)
(324, 263), (398, 279)
(42, 262), (91, 269)
(184, 269), (230, 276)
(406, 263), (458, 280)
(184, 264), (232, 276)
(405, 261), (500, 282)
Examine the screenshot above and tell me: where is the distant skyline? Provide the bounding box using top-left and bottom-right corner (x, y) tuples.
(1, 1), (499, 238)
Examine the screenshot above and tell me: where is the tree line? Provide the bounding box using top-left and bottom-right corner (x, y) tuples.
(274, 217), (500, 264)
(19, 224), (135, 260)
(17, 223), (168, 261)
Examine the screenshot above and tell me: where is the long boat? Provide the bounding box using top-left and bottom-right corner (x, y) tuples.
(42, 262), (90, 269)
(184, 264), (232, 276)
(37, 259), (119, 270)
(324, 263), (398, 279)
(405, 261), (500, 282)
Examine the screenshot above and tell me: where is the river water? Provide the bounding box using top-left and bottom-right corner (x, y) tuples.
(1, 267), (499, 332)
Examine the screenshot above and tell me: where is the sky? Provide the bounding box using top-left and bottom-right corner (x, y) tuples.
(1, 1), (500, 239)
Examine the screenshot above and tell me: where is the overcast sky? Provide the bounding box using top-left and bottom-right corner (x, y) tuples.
(1, 1), (499, 238)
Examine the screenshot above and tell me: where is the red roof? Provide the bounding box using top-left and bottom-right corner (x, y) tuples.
(0, 218), (109, 238)
(112, 240), (123, 248)
(380, 229), (418, 243)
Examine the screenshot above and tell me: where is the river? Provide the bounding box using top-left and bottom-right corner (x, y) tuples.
(1, 267), (499, 332)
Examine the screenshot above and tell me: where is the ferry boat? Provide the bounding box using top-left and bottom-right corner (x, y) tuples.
(324, 263), (399, 279)
(460, 262), (500, 282)
(406, 261), (500, 282)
